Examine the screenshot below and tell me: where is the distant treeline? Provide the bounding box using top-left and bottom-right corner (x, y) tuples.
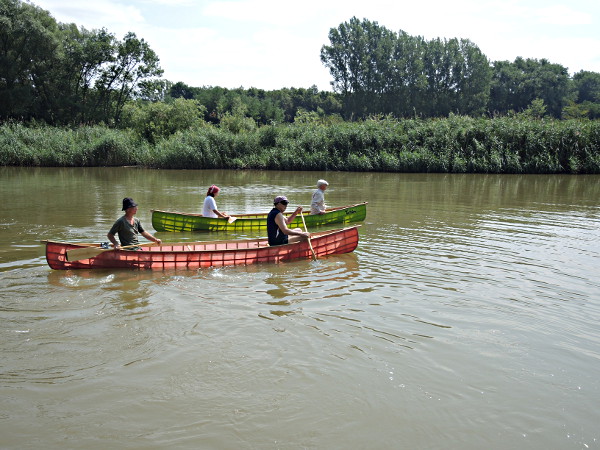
(2, 116), (599, 174)
(321, 18), (600, 120)
(2, 0), (600, 131)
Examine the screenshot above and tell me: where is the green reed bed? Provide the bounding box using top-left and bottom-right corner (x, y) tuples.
(1, 117), (599, 173)
(0, 123), (148, 167)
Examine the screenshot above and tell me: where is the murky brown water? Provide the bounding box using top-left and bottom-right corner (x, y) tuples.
(1, 167), (599, 449)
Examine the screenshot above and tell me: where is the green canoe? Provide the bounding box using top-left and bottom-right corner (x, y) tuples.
(151, 202), (367, 232)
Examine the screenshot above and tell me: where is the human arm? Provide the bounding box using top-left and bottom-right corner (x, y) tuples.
(106, 232), (121, 249)
(107, 219), (122, 249)
(275, 211), (309, 238)
(141, 231), (162, 245)
(285, 206), (303, 225)
(212, 209), (229, 218)
(203, 196), (228, 218)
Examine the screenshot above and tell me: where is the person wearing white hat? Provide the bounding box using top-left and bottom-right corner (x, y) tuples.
(310, 179), (329, 215)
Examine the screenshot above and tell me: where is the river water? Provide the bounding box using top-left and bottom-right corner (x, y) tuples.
(1, 167), (599, 449)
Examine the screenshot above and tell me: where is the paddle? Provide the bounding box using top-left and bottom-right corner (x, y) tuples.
(227, 216), (237, 223)
(299, 211), (317, 261)
(66, 242), (156, 262)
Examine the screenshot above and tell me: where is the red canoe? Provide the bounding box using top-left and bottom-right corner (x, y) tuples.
(43, 226), (360, 270)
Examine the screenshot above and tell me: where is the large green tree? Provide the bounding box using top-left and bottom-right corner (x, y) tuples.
(320, 17), (398, 118)
(489, 57), (571, 118)
(573, 71), (600, 103)
(94, 32), (163, 124)
(0, 0), (163, 125)
(570, 70), (600, 119)
(321, 18), (491, 119)
(55, 24), (115, 123)
(0, 0), (61, 121)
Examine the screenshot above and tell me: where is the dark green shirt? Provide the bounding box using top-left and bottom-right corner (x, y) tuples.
(108, 216), (145, 247)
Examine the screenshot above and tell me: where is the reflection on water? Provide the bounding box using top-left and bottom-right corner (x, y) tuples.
(1, 168), (600, 449)
(263, 253), (359, 301)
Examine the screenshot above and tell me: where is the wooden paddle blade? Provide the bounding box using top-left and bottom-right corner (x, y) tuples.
(66, 246), (107, 262)
(227, 216), (237, 223)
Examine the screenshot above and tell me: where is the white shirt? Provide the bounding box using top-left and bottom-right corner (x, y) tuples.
(311, 189), (326, 214)
(202, 196), (218, 218)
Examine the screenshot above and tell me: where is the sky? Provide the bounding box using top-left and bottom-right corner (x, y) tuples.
(31, 0), (600, 92)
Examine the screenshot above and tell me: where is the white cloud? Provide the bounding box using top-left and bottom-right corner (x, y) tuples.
(536, 5), (592, 25)
(28, 0), (600, 90)
(138, 0), (195, 5)
(35, 0), (145, 32)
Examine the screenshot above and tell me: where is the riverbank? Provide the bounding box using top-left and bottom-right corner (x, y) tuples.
(1, 116), (599, 173)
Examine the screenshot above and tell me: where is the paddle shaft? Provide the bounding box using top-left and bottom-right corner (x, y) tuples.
(66, 242), (154, 262)
(300, 211), (317, 260)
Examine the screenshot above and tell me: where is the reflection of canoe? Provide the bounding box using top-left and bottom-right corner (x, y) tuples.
(151, 202), (367, 232)
(43, 226), (360, 270)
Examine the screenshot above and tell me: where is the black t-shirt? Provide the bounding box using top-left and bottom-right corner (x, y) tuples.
(267, 208), (288, 246)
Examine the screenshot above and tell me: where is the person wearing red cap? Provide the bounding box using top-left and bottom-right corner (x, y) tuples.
(202, 185), (229, 219)
(107, 197), (162, 249)
(267, 196), (310, 246)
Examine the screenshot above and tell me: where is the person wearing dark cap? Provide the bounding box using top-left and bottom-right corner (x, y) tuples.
(267, 196), (310, 246)
(202, 185), (229, 219)
(107, 197), (162, 249)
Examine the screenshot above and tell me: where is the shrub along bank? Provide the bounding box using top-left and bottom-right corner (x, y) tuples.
(1, 116), (599, 173)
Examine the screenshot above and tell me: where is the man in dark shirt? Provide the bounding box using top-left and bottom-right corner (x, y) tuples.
(107, 197), (162, 249)
(266, 196), (310, 246)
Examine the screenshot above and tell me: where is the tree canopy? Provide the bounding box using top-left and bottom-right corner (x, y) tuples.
(320, 17), (492, 119)
(2, 2), (600, 128)
(0, 0), (162, 125)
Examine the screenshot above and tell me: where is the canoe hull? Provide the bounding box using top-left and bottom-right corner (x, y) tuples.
(151, 203), (367, 232)
(44, 226), (360, 270)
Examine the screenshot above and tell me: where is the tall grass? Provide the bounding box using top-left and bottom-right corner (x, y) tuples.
(0, 123), (148, 167)
(1, 116), (599, 173)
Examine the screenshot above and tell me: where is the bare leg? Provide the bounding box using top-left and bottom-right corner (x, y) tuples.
(288, 228), (306, 244)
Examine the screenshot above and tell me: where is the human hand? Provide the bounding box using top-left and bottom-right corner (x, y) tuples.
(295, 206), (303, 213)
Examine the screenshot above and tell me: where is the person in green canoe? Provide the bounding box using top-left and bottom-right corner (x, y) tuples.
(310, 179), (329, 214)
(107, 197), (162, 250)
(202, 184), (229, 219)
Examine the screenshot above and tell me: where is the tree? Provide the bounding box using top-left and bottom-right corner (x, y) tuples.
(321, 19), (491, 119)
(453, 39), (491, 116)
(120, 98), (207, 143)
(0, 0), (61, 122)
(571, 71), (600, 118)
(562, 100), (589, 119)
(521, 98), (547, 119)
(490, 57), (570, 118)
(169, 81), (200, 100)
(54, 24), (116, 123)
(320, 17), (397, 118)
(94, 32), (163, 124)
(0, 0), (164, 125)
(384, 31), (427, 117)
